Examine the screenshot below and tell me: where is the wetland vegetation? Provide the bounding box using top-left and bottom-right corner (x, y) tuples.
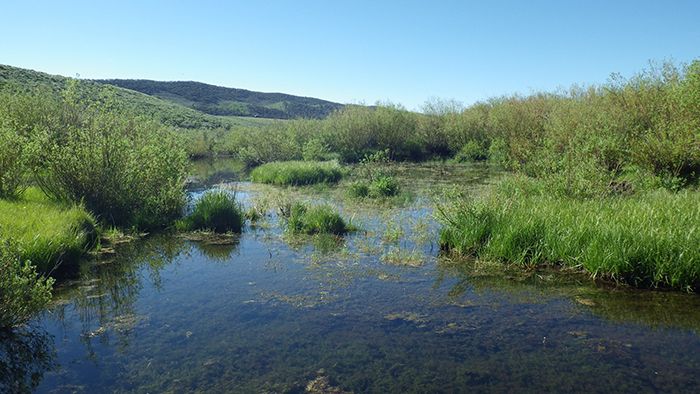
(0, 59), (699, 391)
(250, 160), (344, 186)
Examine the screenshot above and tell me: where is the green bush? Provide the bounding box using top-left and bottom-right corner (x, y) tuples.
(439, 177), (700, 290)
(369, 176), (400, 197)
(286, 203), (349, 235)
(31, 84), (188, 229)
(302, 138), (333, 161)
(454, 140), (488, 162)
(178, 191), (243, 233)
(0, 240), (54, 329)
(0, 125), (32, 199)
(250, 161), (343, 186)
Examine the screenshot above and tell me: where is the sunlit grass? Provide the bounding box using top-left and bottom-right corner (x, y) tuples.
(250, 160), (344, 186)
(177, 190), (244, 233)
(439, 178), (700, 290)
(0, 187), (97, 273)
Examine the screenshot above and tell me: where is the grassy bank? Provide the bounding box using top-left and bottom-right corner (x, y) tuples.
(439, 178), (700, 291)
(250, 161), (344, 186)
(0, 188), (97, 274)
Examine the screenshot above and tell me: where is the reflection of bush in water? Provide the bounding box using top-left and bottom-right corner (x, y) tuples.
(0, 327), (56, 393)
(191, 236), (241, 262)
(52, 235), (188, 332)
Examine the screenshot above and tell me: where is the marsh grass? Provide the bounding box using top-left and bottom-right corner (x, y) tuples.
(439, 178), (700, 290)
(250, 161), (344, 186)
(381, 247), (426, 267)
(0, 187), (97, 274)
(177, 190), (244, 233)
(0, 240), (54, 328)
(286, 203), (352, 235)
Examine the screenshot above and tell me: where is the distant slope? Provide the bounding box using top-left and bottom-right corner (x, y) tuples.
(97, 79), (343, 119)
(0, 64), (276, 130)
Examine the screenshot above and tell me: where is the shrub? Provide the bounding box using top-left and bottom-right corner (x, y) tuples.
(302, 138), (333, 161)
(178, 191), (243, 233)
(286, 203), (350, 235)
(0, 241), (54, 329)
(32, 85), (188, 229)
(454, 140), (488, 162)
(0, 125), (32, 199)
(250, 161), (343, 186)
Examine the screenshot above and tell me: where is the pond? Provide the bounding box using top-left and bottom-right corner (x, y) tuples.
(6, 159), (700, 393)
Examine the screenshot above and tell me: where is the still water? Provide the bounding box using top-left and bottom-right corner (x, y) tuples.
(6, 159), (700, 393)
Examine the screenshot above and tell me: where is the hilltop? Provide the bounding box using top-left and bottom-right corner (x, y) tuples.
(97, 79), (343, 119)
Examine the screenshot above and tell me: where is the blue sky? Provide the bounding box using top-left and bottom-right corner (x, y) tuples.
(1, 0), (699, 110)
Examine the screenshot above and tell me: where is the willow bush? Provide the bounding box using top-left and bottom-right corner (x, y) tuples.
(9, 82), (190, 229)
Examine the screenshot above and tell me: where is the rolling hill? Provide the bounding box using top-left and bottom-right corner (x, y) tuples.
(97, 79), (343, 119)
(0, 65), (341, 132)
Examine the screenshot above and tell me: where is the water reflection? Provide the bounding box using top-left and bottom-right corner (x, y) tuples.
(436, 257), (700, 333)
(29, 161), (700, 392)
(187, 157), (246, 188)
(0, 327), (57, 393)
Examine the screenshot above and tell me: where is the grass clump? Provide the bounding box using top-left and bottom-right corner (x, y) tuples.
(348, 176), (400, 198)
(438, 177), (700, 290)
(0, 187), (97, 274)
(348, 150), (401, 198)
(0, 240), (54, 329)
(286, 203), (350, 235)
(250, 160), (344, 186)
(178, 191), (243, 233)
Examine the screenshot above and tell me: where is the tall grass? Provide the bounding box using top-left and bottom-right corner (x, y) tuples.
(286, 203), (350, 235)
(250, 161), (344, 186)
(438, 177), (700, 290)
(178, 191), (244, 233)
(0, 240), (54, 329)
(0, 187), (97, 274)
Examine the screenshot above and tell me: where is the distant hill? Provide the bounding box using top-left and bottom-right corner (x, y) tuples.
(97, 79), (344, 119)
(0, 65), (278, 130)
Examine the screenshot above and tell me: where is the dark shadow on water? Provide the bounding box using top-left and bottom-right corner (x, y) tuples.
(0, 327), (57, 393)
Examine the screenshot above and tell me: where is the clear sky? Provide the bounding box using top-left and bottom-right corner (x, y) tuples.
(1, 0), (699, 110)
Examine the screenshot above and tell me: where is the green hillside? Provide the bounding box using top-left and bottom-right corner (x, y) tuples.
(0, 65), (275, 130)
(97, 79), (344, 119)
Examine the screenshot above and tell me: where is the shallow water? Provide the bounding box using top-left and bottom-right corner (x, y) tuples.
(5, 160), (700, 393)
